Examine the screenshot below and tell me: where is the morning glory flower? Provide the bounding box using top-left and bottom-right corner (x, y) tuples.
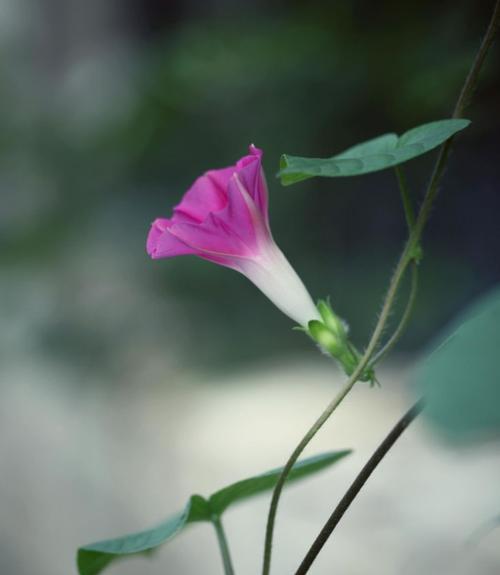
(147, 145), (319, 326)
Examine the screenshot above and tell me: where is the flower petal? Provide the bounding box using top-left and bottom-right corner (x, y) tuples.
(235, 145), (269, 224)
(168, 212), (252, 259)
(228, 171), (272, 250)
(238, 244), (320, 326)
(172, 167), (233, 223)
(147, 218), (197, 259)
(167, 171), (272, 269)
(146, 218), (169, 256)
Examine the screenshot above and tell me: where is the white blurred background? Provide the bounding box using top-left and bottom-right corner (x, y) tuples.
(1, 358), (499, 574)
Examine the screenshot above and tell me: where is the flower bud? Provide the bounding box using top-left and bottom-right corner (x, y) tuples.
(307, 320), (343, 356)
(317, 299), (348, 339)
(308, 302), (376, 385)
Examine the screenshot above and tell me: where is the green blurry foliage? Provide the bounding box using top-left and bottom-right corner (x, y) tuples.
(415, 286), (500, 442)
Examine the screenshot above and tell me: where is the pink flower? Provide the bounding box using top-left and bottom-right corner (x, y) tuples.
(147, 145), (319, 326)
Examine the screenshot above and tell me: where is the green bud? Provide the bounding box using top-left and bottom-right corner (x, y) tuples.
(307, 320), (343, 356)
(316, 299), (348, 339)
(304, 306), (377, 385)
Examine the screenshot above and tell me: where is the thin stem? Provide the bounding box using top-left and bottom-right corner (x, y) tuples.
(370, 262), (418, 367)
(452, 0), (500, 120)
(414, 0), (500, 240)
(395, 166), (416, 232)
(261, 3), (499, 573)
(212, 515), (235, 575)
(261, 369), (362, 575)
(294, 399), (425, 575)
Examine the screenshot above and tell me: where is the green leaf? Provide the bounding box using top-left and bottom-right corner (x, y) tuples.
(279, 119), (470, 185)
(209, 449), (351, 515)
(77, 450), (351, 575)
(414, 286), (500, 442)
(77, 495), (211, 575)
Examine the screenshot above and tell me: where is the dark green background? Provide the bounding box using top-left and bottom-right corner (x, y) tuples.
(2, 0), (499, 380)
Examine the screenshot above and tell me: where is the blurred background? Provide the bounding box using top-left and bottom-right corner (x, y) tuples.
(1, 0), (499, 573)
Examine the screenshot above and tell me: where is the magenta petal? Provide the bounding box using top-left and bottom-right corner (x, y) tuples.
(147, 218), (196, 259)
(168, 212), (252, 258)
(220, 173), (260, 248)
(235, 145), (269, 223)
(147, 218), (169, 256)
(173, 167), (233, 223)
(206, 166), (236, 194)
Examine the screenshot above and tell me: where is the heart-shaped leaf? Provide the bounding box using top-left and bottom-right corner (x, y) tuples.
(279, 119), (470, 185)
(414, 286), (500, 442)
(77, 450), (351, 575)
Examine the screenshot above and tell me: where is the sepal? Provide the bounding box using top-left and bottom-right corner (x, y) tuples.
(306, 300), (376, 384)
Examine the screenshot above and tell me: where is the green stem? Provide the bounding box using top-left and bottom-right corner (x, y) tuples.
(414, 0), (500, 240)
(370, 262), (419, 367)
(212, 515), (235, 575)
(261, 368), (363, 575)
(395, 166), (416, 232)
(261, 2), (500, 572)
(452, 0), (500, 120)
(294, 399), (425, 575)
